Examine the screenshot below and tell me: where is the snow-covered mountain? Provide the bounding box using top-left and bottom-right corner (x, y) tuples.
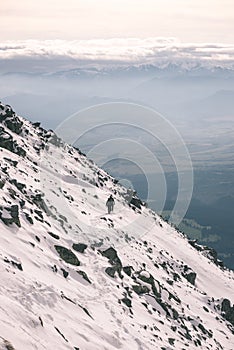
(0, 102), (234, 350)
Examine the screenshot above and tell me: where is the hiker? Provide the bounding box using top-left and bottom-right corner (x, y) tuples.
(106, 195), (115, 214)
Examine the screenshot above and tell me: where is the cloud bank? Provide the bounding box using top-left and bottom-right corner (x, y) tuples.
(0, 38), (234, 72)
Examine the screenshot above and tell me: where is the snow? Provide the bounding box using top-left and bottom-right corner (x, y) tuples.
(0, 102), (234, 349)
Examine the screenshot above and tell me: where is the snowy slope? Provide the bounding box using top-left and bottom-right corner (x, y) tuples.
(0, 102), (234, 350)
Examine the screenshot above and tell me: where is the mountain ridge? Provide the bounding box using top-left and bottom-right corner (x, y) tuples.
(0, 102), (234, 350)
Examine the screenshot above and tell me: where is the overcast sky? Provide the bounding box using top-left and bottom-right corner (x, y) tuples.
(1, 0), (234, 43)
(0, 0), (233, 71)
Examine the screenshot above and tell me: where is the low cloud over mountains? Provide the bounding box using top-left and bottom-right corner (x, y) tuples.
(1, 38), (234, 72)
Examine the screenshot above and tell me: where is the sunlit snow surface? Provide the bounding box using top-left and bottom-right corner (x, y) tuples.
(0, 103), (234, 350)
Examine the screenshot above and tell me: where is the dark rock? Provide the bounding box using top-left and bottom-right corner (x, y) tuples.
(198, 323), (213, 337)
(4, 257), (23, 271)
(32, 122), (41, 128)
(123, 266), (133, 276)
(1, 339), (16, 350)
(3, 113), (22, 133)
(101, 247), (123, 278)
(31, 192), (50, 214)
(100, 247), (122, 266)
(61, 268), (69, 278)
(182, 265), (196, 285)
(34, 215), (43, 222)
(8, 188), (17, 199)
(3, 157), (18, 167)
(10, 179), (26, 192)
(72, 243), (88, 253)
(48, 231), (60, 240)
(189, 240), (224, 268)
(0, 126), (26, 157)
(168, 338), (175, 346)
(130, 196), (143, 209)
(0, 179), (5, 189)
(77, 270), (91, 284)
(12, 261), (23, 271)
(121, 297), (132, 308)
(105, 266), (117, 278)
(19, 200), (25, 208)
(137, 271), (160, 298)
(54, 327), (68, 342)
(78, 304), (93, 319)
(221, 298), (234, 326)
(52, 265), (58, 273)
(34, 209), (43, 220)
(55, 245), (80, 266)
(172, 309), (179, 320)
(39, 316), (43, 327)
(0, 205), (21, 227)
(0, 106), (23, 134)
(48, 133), (63, 147)
(25, 212), (33, 224)
(132, 284), (150, 295)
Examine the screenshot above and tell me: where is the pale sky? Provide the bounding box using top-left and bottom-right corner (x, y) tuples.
(1, 0), (234, 43)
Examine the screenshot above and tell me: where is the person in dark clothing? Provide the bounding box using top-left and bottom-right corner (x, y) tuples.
(106, 195), (115, 214)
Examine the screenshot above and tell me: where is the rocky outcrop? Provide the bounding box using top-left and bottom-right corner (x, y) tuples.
(54, 245), (80, 266)
(221, 298), (234, 327)
(72, 243), (88, 253)
(0, 204), (21, 227)
(100, 247), (123, 278)
(181, 264), (196, 285)
(0, 126), (26, 157)
(0, 104), (23, 135)
(189, 240), (224, 268)
(130, 196), (143, 209)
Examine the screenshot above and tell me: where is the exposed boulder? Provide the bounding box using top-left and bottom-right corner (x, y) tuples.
(0, 105), (23, 134)
(0, 204), (21, 227)
(100, 247), (122, 266)
(123, 265), (134, 276)
(9, 178), (26, 192)
(132, 284), (150, 295)
(24, 212), (33, 224)
(3, 157), (18, 167)
(130, 196), (143, 209)
(32, 121), (41, 128)
(221, 298), (234, 326)
(54, 245), (80, 266)
(31, 192), (51, 214)
(72, 243), (88, 253)
(105, 266), (117, 278)
(0, 178), (5, 189)
(0, 126), (26, 157)
(181, 264), (196, 285)
(121, 297), (132, 308)
(137, 270), (160, 297)
(101, 247), (123, 278)
(61, 268), (69, 278)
